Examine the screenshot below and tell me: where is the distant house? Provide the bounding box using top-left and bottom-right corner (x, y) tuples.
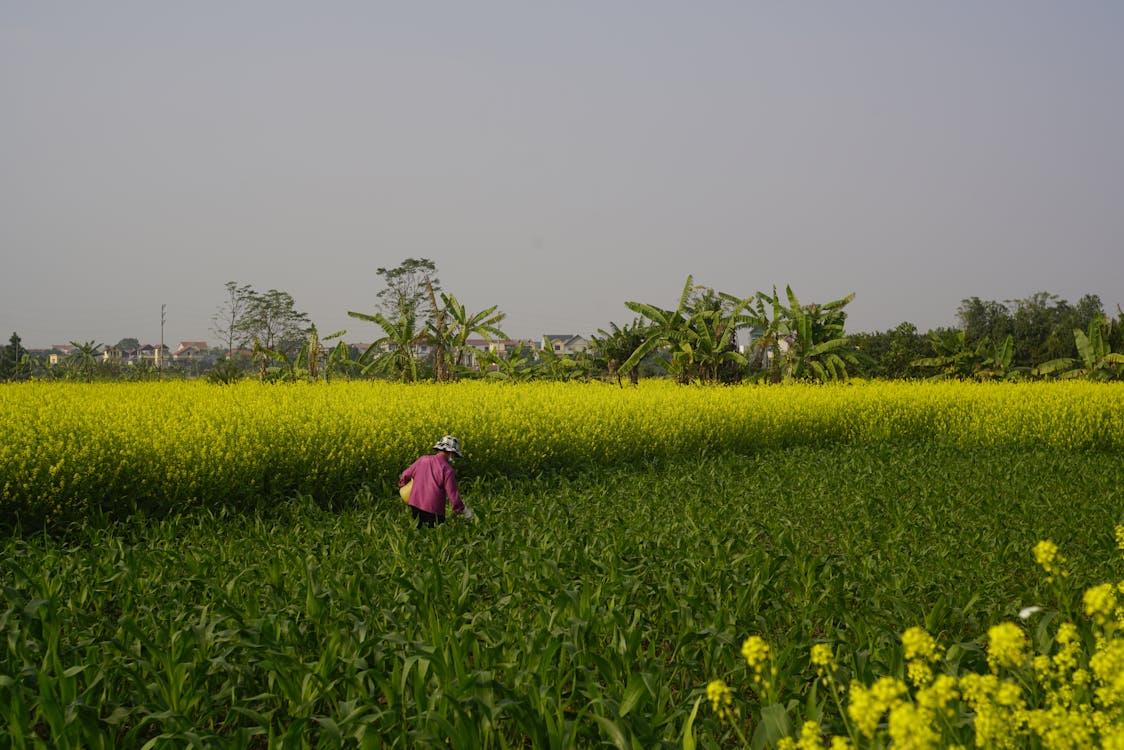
(137, 344), (170, 367)
(542, 334), (590, 355)
(47, 344), (76, 366)
(173, 341), (208, 363)
(102, 345), (125, 363)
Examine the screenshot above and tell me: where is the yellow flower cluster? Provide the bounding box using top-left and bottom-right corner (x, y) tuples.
(708, 532), (1124, 749)
(987, 622), (1029, 671)
(1034, 539), (1068, 584)
(706, 679), (735, 722)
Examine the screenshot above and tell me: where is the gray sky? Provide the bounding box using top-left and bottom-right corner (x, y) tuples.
(3, 2), (1122, 349)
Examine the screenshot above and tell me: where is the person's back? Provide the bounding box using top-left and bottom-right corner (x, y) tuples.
(399, 436), (470, 527)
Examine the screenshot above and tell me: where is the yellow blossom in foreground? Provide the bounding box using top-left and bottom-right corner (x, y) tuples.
(988, 622), (1028, 671)
(903, 626), (941, 662)
(1090, 639), (1124, 714)
(960, 673), (1026, 749)
(777, 721), (826, 750)
(1084, 583), (1117, 626)
(888, 702), (940, 750)
(848, 676), (907, 738)
(742, 635), (770, 674)
(706, 679), (734, 721)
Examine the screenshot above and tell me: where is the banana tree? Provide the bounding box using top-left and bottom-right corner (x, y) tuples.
(621, 276), (751, 384)
(479, 343), (537, 382)
(347, 308), (421, 382)
(589, 318), (653, 386)
(64, 340), (103, 381)
(911, 330), (1018, 381)
(972, 334), (1024, 381)
(773, 287), (859, 382)
(439, 293), (508, 381)
(1035, 316), (1124, 380)
(620, 276), (696, 383)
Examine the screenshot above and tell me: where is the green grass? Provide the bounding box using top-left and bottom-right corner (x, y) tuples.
(2, 444), (1122, 747)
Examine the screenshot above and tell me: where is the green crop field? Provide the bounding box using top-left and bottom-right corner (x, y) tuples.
(2, 381), (1124, 748)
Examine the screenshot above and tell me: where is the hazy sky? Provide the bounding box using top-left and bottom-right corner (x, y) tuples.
(3, 2), (1122, 349)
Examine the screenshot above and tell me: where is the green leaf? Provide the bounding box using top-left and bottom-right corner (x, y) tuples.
(751, 703), (792, 750)
(681, 697), (701, 750)
(619, 674), (646, 717)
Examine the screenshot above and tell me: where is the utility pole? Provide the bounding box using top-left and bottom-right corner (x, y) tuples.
(160, 304), (166, 371)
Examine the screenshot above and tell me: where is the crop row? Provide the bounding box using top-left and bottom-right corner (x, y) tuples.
(3, 380), (1124, 529)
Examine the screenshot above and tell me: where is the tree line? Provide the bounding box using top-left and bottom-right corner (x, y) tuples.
(3, 259), (1122, 383)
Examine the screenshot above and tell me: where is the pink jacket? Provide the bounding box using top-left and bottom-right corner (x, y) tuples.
(399, 453), (465, 516)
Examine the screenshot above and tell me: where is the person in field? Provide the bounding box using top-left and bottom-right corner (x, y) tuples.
(399, 436), (474, 528)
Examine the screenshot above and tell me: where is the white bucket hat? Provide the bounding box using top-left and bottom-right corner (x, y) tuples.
(433, 435), (464, 458)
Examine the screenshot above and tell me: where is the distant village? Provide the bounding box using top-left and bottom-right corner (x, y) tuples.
(30, 334), (593, 371)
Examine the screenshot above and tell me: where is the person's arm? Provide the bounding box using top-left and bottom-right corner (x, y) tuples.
(443, 464), (466, 514)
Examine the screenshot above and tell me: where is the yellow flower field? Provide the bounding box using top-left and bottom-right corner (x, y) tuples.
(2, 379), (1122, 528)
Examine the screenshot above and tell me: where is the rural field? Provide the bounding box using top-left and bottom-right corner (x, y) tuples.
(2, 381), (1124, 748)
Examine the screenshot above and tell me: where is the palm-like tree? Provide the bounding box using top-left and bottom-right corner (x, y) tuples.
(348, 308), (421, 381)
(440, 293), (508, 380)
(1035, 316), (1124, 381)
(621, 276), (754, 384)
(589, 318), (652, 385)
(65, 340), (102, 381)
(781, 287), (860, 382)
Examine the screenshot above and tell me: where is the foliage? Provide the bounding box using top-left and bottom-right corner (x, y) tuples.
(376, 257), (439, 322)
(347, 308), (421, 382)
(2, 441), (1122, 746)
(703, 533), (1124, 748)
(849, 322), (928, 379)
(210, 281), (255, 357)
(1035, 315), (1124, 381)
(957, 292), (1107, 369)
(621, 276), (749, 384)
(0, 332), (30, 381)
(436, 292), (508, 381)
(589, 318), (653, 385)
(238, 289), (313, 362)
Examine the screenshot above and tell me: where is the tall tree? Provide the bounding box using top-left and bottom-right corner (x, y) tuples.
(237, 290), (312, 359)
(211, 281), (255, 357)
(1, 332), (26, 380)
(376, 258), (439, 321)
(957, 297), (1012, 347)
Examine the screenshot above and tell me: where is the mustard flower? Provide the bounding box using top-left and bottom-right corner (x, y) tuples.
(917, 673), (958, 717)
(1084, 582), (1117, 625)
(811, 643), (835, 670)
(960, 673), (1026, 749)
(742, 635), (770, 671)
(847, 676), (907, 738)
(706, 679), (734, 722)
(888, 702), (940, 750)
(902, 626), (941, 662)
(987, 622), (1028, 671)
(1034, 539), (1070, 584)
(1115, 525), (1124, 553)
(1026, 704), (1096, 749)
(797, 720), (826, 750)
(1090, 639), (1124, 712)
